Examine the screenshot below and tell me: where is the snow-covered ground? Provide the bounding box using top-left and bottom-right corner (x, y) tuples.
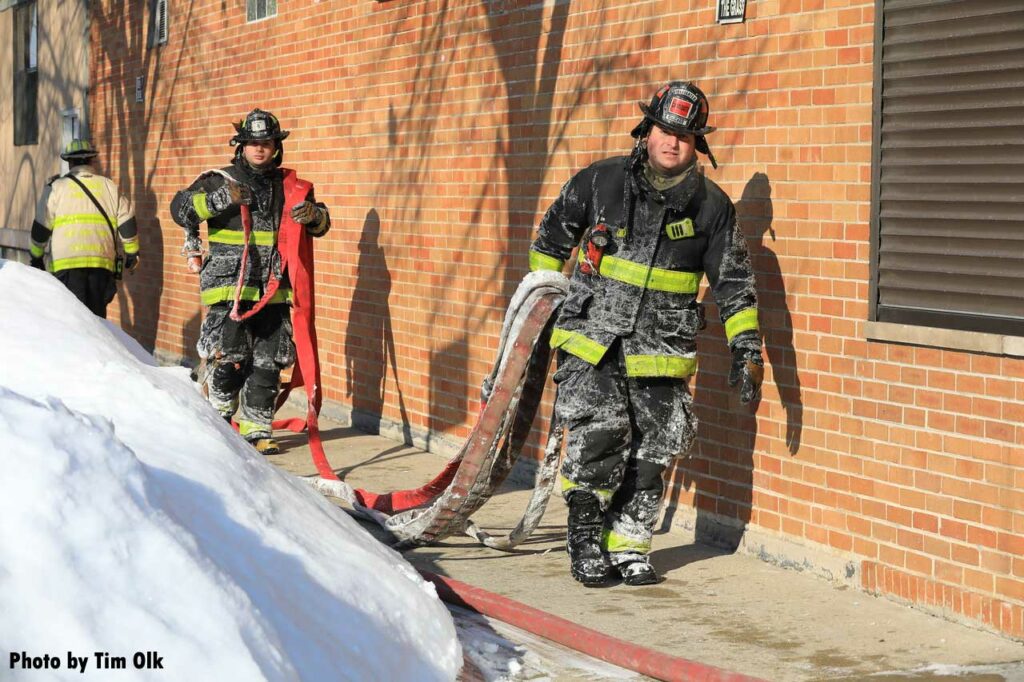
(0, 260), (461, 681)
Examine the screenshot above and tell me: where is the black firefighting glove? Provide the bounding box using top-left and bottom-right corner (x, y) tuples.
(207, 179), (252, 213)
(125, 253), (140, 272)
(728, 334), (764, 405)
(30, 256), (45, 270)
(290, 201), (322, 226)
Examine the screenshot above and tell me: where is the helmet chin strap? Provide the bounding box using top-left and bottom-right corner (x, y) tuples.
(628, 128), (650, 176)
(704, 147), (718, 170)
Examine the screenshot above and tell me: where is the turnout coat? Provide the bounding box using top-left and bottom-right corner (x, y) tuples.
(529, 156), (759, 378)
(170, 159), (329, 307)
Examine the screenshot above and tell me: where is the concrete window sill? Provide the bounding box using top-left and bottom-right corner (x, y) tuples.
(865, 321), (1024, 358)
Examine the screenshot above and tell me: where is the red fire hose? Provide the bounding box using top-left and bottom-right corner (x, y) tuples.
(269, 170), (459, 511)
(420, 571), (766, 682)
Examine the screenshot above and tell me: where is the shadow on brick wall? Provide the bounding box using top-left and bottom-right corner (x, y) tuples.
(346, 209), (412, 442)
(376, 1), (643, 452)
(657, 172), (802, 570)
(745, 172), (803, 457)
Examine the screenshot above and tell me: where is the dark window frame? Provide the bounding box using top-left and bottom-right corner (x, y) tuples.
(13, 0), (39, 146)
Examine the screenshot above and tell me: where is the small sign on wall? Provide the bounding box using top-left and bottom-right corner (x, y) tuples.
(135, 76), (144, 103)
(716, 0), (747, 24)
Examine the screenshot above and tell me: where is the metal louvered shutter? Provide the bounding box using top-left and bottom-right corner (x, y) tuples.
(148, 0), (168, 47)
(872, 0), (1024, 336)
(156, 0), (168, 44)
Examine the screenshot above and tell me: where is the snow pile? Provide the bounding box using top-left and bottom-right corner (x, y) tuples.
(0, 260), (461, 681)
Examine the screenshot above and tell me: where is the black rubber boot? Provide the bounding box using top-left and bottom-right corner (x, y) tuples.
(566, 491), (611, 586)
(613, 553), (660, 586)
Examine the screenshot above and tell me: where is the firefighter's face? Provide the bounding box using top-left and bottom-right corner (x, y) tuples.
(646, 125), (696, 176)
(243, 139), (276, 167)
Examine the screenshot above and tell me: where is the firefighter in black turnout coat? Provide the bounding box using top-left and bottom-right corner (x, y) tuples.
(529, 82), (763, 586)
(171, 109), (330, 454)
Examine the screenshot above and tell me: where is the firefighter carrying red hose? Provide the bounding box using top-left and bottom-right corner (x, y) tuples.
(170, 109), (331, 455)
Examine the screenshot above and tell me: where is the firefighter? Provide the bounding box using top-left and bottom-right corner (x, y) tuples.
(30, 139), (139, 318)
(170, 109), (330, 455)
(528, 82), (763, 586)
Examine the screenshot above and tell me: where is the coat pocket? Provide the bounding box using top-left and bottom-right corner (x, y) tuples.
(274, 313), (297, 368)
(553, 361), (600, 423)
(203, 255), (240, 277)
(655, 307), (699, 339)
(200, 254), (240, 289)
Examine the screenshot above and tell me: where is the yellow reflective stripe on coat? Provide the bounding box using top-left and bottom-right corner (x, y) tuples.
(550, 327), (608, 364)
(207, 228), (277, 246)
(559, 475), (614, 507)
(624, 354), (697, 378)
(200, 286), (292, 306)
(724, 307), (759, 343)
(577, 252), (702, 293)
(52, 256), (114, 272)
(192, 193), (214, 221)
(52, 214), (108, 228)
(601, 528), (652, 554)
(529, 250), (564, 272)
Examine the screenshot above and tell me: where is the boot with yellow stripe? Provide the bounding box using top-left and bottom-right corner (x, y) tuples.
(248, 437), (280, 455)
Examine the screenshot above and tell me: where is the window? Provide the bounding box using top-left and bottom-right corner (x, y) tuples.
(13, 0), (39, 146)
(149, 0), (168, 47)
(870, 0), (1024, 338)
(246, 0), (276, 22)
(60, 109), (81, 175)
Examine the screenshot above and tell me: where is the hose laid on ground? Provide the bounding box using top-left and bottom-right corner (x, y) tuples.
(295, 267), (763, 680)
(299, 270), (760, 680)
(421, 570), (767, 682)
(462, 416), (562, 550)
(311, 270), (569, 549)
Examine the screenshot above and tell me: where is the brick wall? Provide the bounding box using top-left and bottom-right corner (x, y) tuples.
(0, 0), (90, 235)
(89, 0), (1023, 639)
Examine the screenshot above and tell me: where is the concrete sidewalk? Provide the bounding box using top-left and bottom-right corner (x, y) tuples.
(267, 414), (1023, 682)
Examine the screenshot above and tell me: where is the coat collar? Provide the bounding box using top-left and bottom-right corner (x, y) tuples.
(631, 161), (700, 211)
